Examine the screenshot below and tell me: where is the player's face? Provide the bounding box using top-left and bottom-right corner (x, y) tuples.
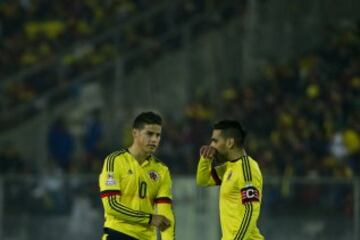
(210, 130), (228, 162)
(134, 124), (162, 154)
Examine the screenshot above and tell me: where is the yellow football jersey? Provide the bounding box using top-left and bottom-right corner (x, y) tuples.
(99, 149), (175, 240)
(197, 155), (264, 240)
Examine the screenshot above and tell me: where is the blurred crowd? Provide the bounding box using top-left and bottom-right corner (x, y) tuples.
(0, 0), (240, 121)
(158, 22), (360, 180)
(0, 0), (163, 77)
(0, 0), (164, 115)
(160, 22), (359, 217)
(2, 21), (358, 179)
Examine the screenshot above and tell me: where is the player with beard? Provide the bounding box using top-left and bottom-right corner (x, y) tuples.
(196, 120), (264, 240)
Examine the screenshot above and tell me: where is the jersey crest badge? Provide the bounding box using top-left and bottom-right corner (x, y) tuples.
(105, 172), (117, 186)
(128, 169), (133, 175)
(148, 171), (159, 181)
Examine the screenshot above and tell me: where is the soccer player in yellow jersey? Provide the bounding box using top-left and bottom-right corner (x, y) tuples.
(99, 112), (175, 240)
(196, 120), (264, 240)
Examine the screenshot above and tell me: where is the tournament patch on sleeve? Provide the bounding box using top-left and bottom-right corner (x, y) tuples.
(241, 185), (260, 204)
(105, 172), (117, 186)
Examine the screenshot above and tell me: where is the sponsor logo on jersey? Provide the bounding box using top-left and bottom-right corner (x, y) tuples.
(105, 172), (117, 186)
(148, 170), (159, 181)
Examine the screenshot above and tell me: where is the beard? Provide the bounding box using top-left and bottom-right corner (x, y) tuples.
(214, 151), (227, 163)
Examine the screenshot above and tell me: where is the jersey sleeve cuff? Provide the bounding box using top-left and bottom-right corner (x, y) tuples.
(154, 197), (172, 204)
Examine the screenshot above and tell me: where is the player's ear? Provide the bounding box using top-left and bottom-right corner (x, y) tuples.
(227, 138), (235, 149)
(132, 128), (139, 138)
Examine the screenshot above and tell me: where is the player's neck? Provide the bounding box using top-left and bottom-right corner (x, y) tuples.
(228, 148), (247, 162)
(128, 145), (149, 164)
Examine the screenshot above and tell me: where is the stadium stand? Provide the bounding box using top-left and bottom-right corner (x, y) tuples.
(0, 1), (359, 239)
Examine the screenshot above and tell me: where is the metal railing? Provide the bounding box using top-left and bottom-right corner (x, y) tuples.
(0, 175), (358, 240)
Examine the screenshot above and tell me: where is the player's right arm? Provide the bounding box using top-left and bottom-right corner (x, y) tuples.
(196, 146), (226, 187)
(99, 152), (152, 225)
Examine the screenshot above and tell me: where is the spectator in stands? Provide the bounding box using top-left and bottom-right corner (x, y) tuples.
(47, 117), (75, 172)
(82, 109), (106, 172)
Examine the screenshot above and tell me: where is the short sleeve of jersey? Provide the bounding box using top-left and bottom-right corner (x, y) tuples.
(156, 168), (173, 200)
(239, 157), (262, 204)
(230, 157), (264, 240)
(99, 151), (124, 193)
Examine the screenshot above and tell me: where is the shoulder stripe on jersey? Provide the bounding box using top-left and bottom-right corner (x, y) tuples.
(106, 149), (126, 172)
(106, 153), (111, 172)
(234, 203), (253, 240)
(108, 196), (150, 218)
(241, 156), (252, 182)
(245, 156), (252, 181)
(106, 151), (117, 172)
(108, 152), (116, 172)
(241, 157), (249, 182)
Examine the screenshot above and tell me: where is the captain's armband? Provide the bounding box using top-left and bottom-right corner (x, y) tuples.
(240, 185), (260, 204)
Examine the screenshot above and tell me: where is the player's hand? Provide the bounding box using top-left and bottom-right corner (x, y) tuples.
(150, 214), (170, 231)
(200, 145), (217, 159)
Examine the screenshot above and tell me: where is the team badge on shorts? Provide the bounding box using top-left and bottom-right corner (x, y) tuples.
(105, 172), (117, 186)
(148, 171), (160, 181)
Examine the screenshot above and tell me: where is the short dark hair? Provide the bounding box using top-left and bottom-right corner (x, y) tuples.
(213, 120), (247, 147)
(133, 112), (162, 129)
